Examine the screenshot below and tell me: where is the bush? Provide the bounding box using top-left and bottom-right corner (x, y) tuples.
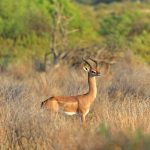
(131, 31), (150, 63)
(99, 12), (139, 51)
(0, 0), (98, 68)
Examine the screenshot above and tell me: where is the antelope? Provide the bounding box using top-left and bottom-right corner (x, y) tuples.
(41, 58), (101, 123)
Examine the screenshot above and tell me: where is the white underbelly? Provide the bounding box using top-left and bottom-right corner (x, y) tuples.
(64, 109), (90, 116)
(64, 112), (78, 116)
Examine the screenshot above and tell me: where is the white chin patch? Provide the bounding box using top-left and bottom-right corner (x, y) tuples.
(64, 112), (77, 116)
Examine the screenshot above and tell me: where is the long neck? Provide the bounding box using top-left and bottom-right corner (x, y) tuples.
(87, 74), (97, 100)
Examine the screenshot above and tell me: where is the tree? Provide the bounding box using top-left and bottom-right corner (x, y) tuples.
(44, 0), (97, 70)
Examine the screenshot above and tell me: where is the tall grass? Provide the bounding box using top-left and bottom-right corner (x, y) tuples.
(0, 61), (150, 150)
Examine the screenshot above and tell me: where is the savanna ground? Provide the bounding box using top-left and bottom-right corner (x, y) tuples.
(0, 55), (150, 150)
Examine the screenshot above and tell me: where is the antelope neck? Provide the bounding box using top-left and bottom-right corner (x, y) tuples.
(88, 74), (97, 100)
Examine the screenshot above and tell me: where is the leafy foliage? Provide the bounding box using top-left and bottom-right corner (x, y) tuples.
(98, 6), (150, 62)
(0, 0), (97, 67)
(99, 12), (139, 51)
(0, 0), (150, 68)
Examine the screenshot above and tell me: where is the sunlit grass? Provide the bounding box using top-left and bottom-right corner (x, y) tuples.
(0, 61), (150, 149)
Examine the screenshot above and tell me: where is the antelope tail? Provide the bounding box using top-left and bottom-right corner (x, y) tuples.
(41, 97), (53, 108)
(41, 100), (46, 108)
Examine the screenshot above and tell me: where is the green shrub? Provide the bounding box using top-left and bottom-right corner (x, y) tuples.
(0, 0), (98, 68)
(99, 12), (139, 51)
(131, 31), (150, 63)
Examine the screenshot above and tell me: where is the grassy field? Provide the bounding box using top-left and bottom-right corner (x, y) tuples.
(0, 57), (150, 150)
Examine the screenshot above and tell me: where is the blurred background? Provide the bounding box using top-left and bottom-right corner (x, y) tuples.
(0, 0), (150, 74)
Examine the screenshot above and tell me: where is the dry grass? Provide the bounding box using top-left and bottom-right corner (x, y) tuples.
(0, 61), (150, 150)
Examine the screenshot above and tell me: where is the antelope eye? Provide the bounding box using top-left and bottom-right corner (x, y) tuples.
(91, 70), (96, 73)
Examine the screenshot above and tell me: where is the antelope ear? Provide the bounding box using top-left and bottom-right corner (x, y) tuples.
(83, 66), (90, 72)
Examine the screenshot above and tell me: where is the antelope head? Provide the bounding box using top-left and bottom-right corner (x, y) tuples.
(82, 58), (101, 77)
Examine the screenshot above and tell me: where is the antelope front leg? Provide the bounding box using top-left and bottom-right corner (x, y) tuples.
(81, 113), (87, 128)
(81, 114), (85, 123)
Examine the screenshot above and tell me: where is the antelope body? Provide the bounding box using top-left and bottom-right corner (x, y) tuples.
(41, 58), (101, 123)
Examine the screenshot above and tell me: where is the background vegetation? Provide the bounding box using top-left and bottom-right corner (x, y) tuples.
(0, 0), (150, 149)
(0, 0), (150, 70)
